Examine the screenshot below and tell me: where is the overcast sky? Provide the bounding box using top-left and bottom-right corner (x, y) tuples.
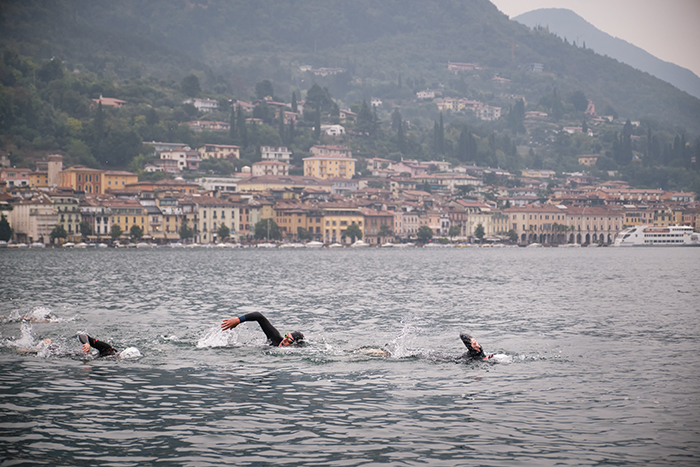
(490, 0), (700, 77)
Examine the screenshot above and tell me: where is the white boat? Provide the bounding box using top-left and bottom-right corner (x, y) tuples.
(97, 243), (108, 248)
(305, 241), (324, 248)
(380, 243), (394, 248)
(62, 242), (75, 248)
(526, 243), (543, 248)
(257, 242), (277, 248)
(30, 242), (46, 248)
(328, 243), (343, 248)
(74, 242), (89, 248)
(350, 240), (369, 248)
(0, 240), (7, 248)
(558, 243), (581, 248)
(136, 242), (153, 248)
(613, 225), (700, 247)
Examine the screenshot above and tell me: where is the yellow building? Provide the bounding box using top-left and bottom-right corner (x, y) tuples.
(59, 166), (104, 194)
(104, 170), (138, 191)
(303, 154), (356, 180)
(237, 175), (331, 194)
(29, 171), (49, 188)
(198, 144), (241, 160)
(103, 198), (146, 238)
(320, 204), (364, 244)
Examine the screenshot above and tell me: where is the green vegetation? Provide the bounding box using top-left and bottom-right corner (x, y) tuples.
(0, 214), (13, 241)
(50, 224), (67, 242)
(344, 223), (362, 242)
(254, 218), (281, 240)
(0, 0), (698, 194)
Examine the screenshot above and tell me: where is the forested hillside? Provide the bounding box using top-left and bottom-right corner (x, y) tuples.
(1, 0), (699, 193)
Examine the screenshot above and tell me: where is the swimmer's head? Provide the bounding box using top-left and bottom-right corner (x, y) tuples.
(280, 331), (305, 346)
(460, 332), (480, 352)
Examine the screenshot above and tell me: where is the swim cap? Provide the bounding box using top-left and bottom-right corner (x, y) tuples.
(460, 332), (474, 350)
(290, 331), (305, 344)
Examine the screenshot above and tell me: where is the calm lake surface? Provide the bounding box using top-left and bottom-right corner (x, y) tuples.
(1, 247), (699, 466)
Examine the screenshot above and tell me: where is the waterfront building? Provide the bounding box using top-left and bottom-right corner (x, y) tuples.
(46, 190), (82, 242)
(192, 195), (238, 243)
(10, 193), (55, 244)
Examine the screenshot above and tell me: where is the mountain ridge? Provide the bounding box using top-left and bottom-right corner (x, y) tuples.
(512, 8), (700, 100)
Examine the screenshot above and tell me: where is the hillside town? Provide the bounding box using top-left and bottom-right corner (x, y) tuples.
(1, 143), (698, 247)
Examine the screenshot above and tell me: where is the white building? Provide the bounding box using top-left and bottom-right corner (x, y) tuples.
(261, 146), (292, 163)
(252, 161), (289, 177)
(475, 105), (502, 121)
(320, 124), (345, 136)
(183, 98), (219, 113)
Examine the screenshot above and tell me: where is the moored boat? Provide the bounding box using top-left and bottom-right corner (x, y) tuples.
(613, 225), (700, 247)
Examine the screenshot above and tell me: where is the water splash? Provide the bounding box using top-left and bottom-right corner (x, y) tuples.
(197, 327), (237, 348)
(118, 347), (142, 359)
(384, 317), (420, 359)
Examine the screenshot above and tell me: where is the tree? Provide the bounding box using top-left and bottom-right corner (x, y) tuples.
(507, 98), (526, 134)
(181, 74), (201, 97)
(314, 103), (321, 139)
(417, 226), (433, 243)
(297, 227), (311, 241)
(344, 223), (363, 243)
(356, 100), (374, 136)
(130, 225), (143, 240)
(179, 220), (194, 242)
(79, 221), (92, 238)
(291, 91), (298, 113)
(217, 223), (230, 242)
(255, 80), (274, 100)
(507, 229), (518, 243)
(236, 106), (248, 147)
(254, 218), (281, 240)
(110, 224), (123, 241)
(0, 214), (13, 241)
(50, 224), (67, 243)
(474, 224), (485, 243)
(37, 57), (63, 83)
(570, 91), (588, 112)
(448, 225), (461, 238)
(378, 224), (393, 244)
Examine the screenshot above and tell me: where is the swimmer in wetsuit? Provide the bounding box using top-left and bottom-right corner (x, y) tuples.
(460, 332), (494, 361)
(221, 312), (304, 347)
(78, 333), (118, 357)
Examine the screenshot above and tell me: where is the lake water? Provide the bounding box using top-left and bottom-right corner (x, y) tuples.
(1, 247), (699, 466)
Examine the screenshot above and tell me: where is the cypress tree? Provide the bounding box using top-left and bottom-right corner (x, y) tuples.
(314, 104), (321, 139)
(291, 92), (298, 113)
(278, 108), (285, 142)
(229, 105), (236, 141)
(237, 106), (247, 147)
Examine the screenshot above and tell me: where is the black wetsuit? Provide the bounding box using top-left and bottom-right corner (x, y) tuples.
(238, 312), (284, 346)
(81, 334), (118, 357)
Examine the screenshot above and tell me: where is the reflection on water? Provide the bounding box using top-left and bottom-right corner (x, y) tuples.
(1, 248), (699, 465)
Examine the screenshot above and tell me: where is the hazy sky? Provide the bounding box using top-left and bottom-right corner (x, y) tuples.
(490, 0), (700, 77)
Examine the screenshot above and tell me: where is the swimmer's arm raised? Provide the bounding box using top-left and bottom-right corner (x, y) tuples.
(221, 317), (241, 331)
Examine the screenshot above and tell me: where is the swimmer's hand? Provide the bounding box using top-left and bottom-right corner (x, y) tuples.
(483, 354), (494, 360)
(221, 317), (241, 331)
(82, 342), (91, 354)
